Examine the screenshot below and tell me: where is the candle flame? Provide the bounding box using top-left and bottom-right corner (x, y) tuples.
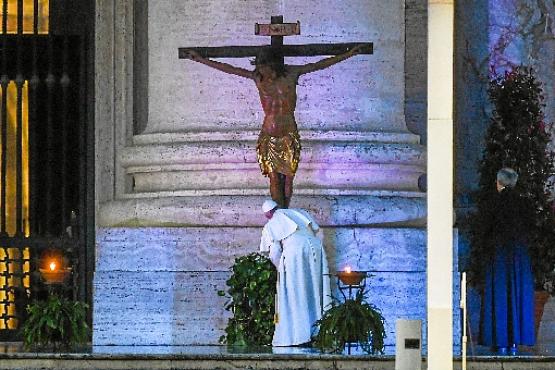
(49, 261), (56, 271)
(344, 266), (351, 274)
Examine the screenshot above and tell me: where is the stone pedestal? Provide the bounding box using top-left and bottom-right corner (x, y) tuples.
(94, 130), (432, 348)
(537, 297), (555, 353)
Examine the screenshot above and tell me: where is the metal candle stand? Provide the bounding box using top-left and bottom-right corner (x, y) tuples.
(337, 272), (367, 300)
(336, 271), (368, 354)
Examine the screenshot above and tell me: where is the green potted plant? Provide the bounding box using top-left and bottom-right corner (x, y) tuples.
(312, 289), (386, 354)
(21, 294), (89, 349)
(219, 252), (277, 346)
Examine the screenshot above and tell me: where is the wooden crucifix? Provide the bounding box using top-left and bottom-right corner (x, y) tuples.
(179, 16), (373, 209)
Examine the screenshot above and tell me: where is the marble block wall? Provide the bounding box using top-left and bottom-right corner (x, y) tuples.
(93, 0), (462, 354)
(94, 226), (461, 353)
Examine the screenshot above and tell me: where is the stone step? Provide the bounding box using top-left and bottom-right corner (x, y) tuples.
(122, 130), (425, 193)
(130, 162), (424, 193)
(1, 350), (554, 370)
(0, 353), (399, 370)
(132, 130), (422, 145)
(98, 194), (426, 227)
(123, 133), (424, 169)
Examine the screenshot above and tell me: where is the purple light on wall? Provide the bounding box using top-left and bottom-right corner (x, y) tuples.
(488, 0), (529, 74)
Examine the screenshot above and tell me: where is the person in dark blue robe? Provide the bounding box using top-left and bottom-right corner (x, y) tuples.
(480, 168), (535, 354)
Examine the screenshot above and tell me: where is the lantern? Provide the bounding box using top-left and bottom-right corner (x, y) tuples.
(39, 249), (71, 284)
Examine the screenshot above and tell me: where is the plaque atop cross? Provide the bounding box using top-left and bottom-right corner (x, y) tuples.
(178, 15), (373, 65)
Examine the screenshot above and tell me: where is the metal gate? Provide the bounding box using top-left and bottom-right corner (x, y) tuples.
(0, 0), (92, 340)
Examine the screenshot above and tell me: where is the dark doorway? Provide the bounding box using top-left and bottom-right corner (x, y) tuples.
(0, 0), (94, 340)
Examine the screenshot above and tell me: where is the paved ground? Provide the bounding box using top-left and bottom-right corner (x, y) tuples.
(0, 343), (554, 370)
(1, 342), (554, 356)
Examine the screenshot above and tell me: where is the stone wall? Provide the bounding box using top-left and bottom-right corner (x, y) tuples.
(455, 0), (555, 210)
(405, 0), (427, 144)
(454, 0), (491, 214)
(147, 0), (406, 134)
(93, 226), (461, 353)
(94, 227), (430, 348)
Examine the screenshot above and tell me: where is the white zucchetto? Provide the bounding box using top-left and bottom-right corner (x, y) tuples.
(262, 199), (278, 213)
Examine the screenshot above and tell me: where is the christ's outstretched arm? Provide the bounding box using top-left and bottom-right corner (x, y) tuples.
(182, 50), (254, 79)
(291, 44), (364, 76)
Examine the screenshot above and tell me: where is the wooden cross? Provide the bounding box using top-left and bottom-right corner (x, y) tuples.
(178, 15), (373, 64)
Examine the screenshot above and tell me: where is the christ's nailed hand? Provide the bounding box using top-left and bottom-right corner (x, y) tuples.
(183, 49), (201, 61)
(351, 44), (366, 55)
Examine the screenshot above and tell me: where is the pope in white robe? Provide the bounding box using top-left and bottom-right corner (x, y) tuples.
(259, 200), (331, 347)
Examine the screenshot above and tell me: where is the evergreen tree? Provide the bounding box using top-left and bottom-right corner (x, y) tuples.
(470, 66), (555, 292)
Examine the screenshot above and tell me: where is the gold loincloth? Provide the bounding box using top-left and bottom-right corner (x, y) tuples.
(256, 131), (301, 177)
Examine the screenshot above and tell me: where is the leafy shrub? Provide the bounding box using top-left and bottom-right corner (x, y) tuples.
(219, 253), (277, 345)
(22, 294), (89, 349)
(312, 289), (385, 354)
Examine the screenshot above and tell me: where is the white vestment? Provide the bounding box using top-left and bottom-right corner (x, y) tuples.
(260, 208), (331, 346)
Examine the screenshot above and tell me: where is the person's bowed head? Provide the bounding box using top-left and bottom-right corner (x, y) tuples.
(262, 199), (279, 219)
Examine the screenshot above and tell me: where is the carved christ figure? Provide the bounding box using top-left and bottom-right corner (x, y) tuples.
(183, 45), (363, 208)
